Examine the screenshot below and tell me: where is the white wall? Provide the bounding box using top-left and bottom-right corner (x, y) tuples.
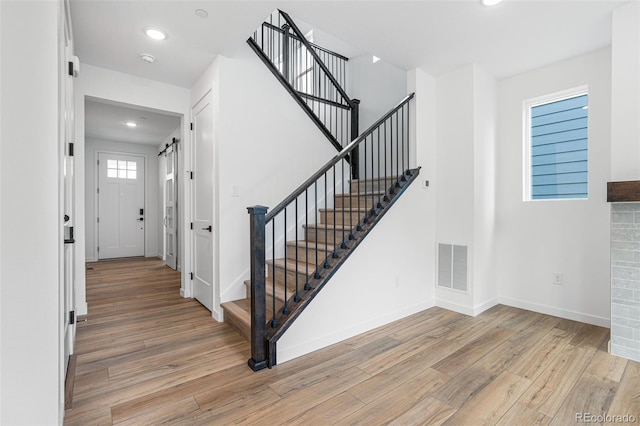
(349, 55), (408, 131)
(433, 65), (477, 312)
(472, 65), (499, 311)
(0, 1), (61, 423)
(496, 48), (612, 327)
(75, 64), (190, 315)
(191, 44), (344, 318)
(610, 2), (640, 181)
(84, 138), (161, 261)
(430, 64), (499, 315)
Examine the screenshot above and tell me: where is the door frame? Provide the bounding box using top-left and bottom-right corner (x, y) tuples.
(93, 150), (148, 259)
(189, 90), (221, 321)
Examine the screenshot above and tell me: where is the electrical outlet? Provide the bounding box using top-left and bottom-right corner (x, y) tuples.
(552, 273), (563, 285)
(232, 185), (240, 197)
(422, 179), (430, 188)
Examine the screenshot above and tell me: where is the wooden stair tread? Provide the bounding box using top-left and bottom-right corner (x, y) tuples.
(267, 257), (316, 273)
(336, 191), (384, 196)
(244, 279), (289, 302)
(303, 223), (353, 230)
(286, 240), (335, 252)
(318, 207), (369, 213)
(220, 299), (251, 340)
(351, 175), (400, 183)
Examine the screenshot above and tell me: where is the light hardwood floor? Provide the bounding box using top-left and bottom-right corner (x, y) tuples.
(65, 257), (640, 425)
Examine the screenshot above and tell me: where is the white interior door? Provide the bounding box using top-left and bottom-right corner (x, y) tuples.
(164, 146), (177, 270)
(98, 153), (145, 259)
(192, 93), (214, 311)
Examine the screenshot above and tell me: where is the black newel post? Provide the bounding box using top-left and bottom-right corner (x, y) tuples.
(247, 205), (268, 371)
(350, 99), (360, 180)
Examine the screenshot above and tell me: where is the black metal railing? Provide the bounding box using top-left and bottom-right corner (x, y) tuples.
(247, 93), (417, 369)
(248, 9), (360, 177)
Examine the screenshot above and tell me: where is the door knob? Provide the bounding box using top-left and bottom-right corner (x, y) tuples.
(202, 225), (212, 232)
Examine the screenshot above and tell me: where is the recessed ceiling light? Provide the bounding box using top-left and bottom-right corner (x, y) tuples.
(482, 0), (503, 5)
(140, 53), (156, 63)
(195, 9), (208, 18)
(125, 121), (137, 128)
(144, 27), (167, 41)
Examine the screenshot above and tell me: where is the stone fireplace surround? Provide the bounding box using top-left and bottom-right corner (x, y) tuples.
(607, 181), (640, 362)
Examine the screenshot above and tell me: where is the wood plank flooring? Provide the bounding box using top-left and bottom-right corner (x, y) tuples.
(65, 258), (640, 425)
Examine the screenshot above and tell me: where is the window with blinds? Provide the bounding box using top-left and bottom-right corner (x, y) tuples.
(525, 88), (588, 200)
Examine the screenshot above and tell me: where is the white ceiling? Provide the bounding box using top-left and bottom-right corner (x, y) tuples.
(72, 0), (626, 143)
(85, 98), (181, 146)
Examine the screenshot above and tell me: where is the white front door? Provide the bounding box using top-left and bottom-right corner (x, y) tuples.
(192, 93), (214, 311)
(98, 153), (145, 259)
(164, 146), (177, 270)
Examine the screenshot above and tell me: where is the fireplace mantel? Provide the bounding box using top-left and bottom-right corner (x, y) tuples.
(607, 181), (640, 202)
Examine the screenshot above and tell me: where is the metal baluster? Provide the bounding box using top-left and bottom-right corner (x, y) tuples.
(294, 198), (300, 302)
(332, 165), (337, 258)
(305, 188), (310, 290)
(271, 218), (277, 327)
(341, 157), (346, 249)
(324, 173), (329, 268)
(407, 102), (411, 169)
(363, 133), (367, 224)
(390, 115), (394, 189)
(384, 122), (388, 195)
(396, 112), (399, 182)
(314, 181), (320, 279)
(401, 104), (405, 174)
(283, 208), (289, 315)
(377, 128), (381, 190)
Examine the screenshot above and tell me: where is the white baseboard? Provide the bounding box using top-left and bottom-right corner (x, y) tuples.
(277, 299), (435, 364)
(212, 308), (223, 323)
(498, 296), (610, 328)
(435, 298), (498, 317)
(85, 257), (97, 263)
(76, 302), (88, 316)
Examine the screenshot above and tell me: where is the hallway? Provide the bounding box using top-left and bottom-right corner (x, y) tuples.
(65, 258), (248, 424)
(64, 258), (638, 425)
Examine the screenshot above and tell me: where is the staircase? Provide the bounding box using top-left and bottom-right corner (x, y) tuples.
(221, 174), (416, 342)
(224, 9), (419, 370)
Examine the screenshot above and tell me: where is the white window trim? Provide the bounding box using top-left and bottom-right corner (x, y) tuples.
(522, 85), (589, 202)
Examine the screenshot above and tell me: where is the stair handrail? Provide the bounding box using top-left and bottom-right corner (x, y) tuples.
(265, 92), (415, 223)
(277, 10), (356, 110)
(247, 92), (416, 370)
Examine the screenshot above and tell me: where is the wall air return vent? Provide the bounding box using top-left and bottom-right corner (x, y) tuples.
(437, 243), (468, 292)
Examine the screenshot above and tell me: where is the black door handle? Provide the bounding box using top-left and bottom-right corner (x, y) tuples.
(202, 225), (212, 232)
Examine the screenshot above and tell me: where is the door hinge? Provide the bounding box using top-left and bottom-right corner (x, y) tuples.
(97, 159), (99, 165)
(68, 61), (74, 77)
(97, 217), (100, 223)
(97, 187), (100, 194)
(190, 222), (193, 230)
(190, 171), (193, 180)
(69, 310), (75, 325)
(190, 272), (194, 280)
(97, 246), (100, 252)
(68, 142), (74, 157)
(190, 122), (193, 131)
